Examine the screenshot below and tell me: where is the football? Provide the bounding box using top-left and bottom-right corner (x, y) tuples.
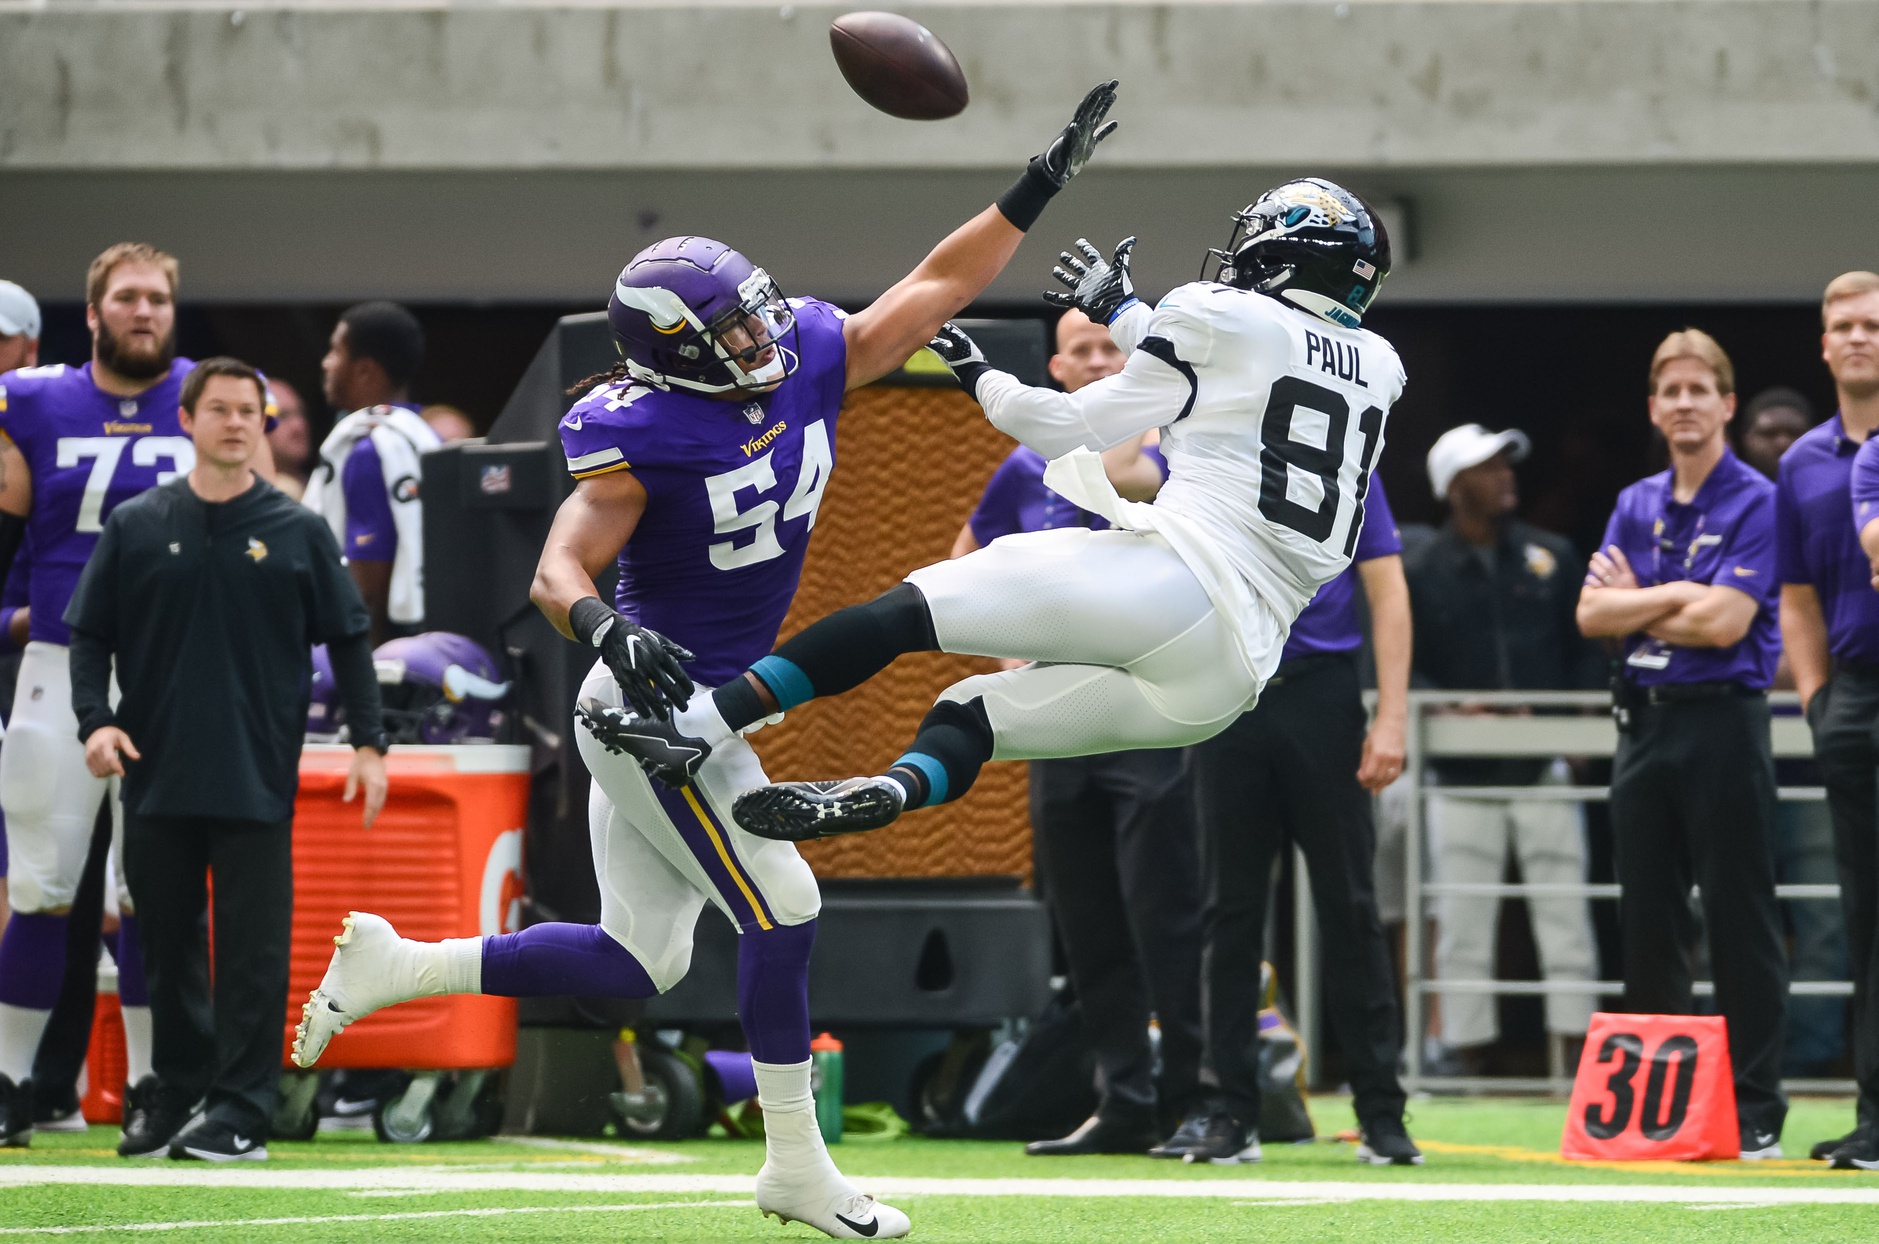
(829, 11), (969, 121)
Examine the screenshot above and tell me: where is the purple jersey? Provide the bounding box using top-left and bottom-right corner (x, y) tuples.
(0, 359), (195, 646)
(1777, 415), (1879, 664)
(966, 443), (1168, 545)
(1601, 447), (1779, 687)
(1283, 477), (1400, 661)
(557, 299), (847, 686)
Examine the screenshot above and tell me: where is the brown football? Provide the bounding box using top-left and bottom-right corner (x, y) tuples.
(829, 11), (969, 121)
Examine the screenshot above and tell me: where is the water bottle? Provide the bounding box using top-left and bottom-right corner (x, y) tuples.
(810, 1032), (844, 1143)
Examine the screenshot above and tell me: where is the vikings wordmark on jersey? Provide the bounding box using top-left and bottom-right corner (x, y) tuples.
(556, 299), (849, 686)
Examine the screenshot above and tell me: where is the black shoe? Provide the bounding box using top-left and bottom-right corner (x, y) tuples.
(1025, 1113), (1161, 1156)
(33, 1083), (88, 1133)
(733, 778), (906, 842)
(169, 1114), (267, 1162)
(1829, 1128), (1879, 1171)
(118, 1079), (195, 1159)
(1813, 1127), (1863, 1161)
(1148, 1106), (1215, 1159)
(575, 698), (710, 787)
(1739, 1124), (1783, 1160)
(1177, 1112), (1261, 1165)
(1357, 1116), (1424, 1166)
(0, 1075), (33, 1148)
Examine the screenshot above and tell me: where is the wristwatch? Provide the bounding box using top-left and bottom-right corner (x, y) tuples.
(356, 730), (392, 755)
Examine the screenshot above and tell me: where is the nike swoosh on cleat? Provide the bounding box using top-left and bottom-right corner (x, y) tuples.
(834, 1213), (880, 1237)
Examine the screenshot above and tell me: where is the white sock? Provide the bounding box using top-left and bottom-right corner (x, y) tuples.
(0, 1004), (51, 1083)
(753, 1058), (831, 1172)
(120, 1005), (153, 1085)
(677, 694), (736, 748)
(402, 937), (483, 997)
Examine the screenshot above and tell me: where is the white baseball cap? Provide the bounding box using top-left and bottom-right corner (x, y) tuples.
(1426, 423), (1531, 501)
(0, 281), (41, 340)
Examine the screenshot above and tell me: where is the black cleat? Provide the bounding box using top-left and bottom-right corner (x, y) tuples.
(1178, 1112), (1261, 1165)
(0, 1075), (32, 1148)
(1357, 1115), (1424, 1165)
(733, 778), (906, 842)
(575, 698), (710, 787)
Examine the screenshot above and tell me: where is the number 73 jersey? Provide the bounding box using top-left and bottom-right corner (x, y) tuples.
(0, 359), (196, 646)
(556, 298), (849, 687)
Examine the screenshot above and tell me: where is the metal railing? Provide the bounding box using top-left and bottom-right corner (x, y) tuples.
(1293, 690), (1854, 1096)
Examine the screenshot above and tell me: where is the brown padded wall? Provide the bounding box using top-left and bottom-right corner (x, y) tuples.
(743, 385), (1031, 880)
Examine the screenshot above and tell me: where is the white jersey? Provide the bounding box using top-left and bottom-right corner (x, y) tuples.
(973, 282), (1405, 676)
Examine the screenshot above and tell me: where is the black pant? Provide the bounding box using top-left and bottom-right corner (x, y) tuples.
(122, 814), (293, 1132)
(1809, 666), (1879, 1122)
(1189, 654), (1405, 1128)
(1030, 747), (1203, 1122)
(1610, 692), (1787, 1134)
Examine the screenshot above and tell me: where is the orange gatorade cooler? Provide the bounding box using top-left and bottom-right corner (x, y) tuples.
(283, 744), (529, 1069)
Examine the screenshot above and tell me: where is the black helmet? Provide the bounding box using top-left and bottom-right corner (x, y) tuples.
(1204, 178), (1391, 328)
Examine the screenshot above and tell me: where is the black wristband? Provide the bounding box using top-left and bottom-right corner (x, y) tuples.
(567, 596), (616, 648)
(994, 157), (1060, 232)
(0, 512), (24, 583)
(951, 360), (992, 401)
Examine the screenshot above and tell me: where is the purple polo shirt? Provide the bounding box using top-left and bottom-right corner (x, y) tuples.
(967, 443), (1168, 545)
(1850, 435), (1879, 543)
(1777, 414), (1879, 665)
(1601, 447), (1779, 687)
(1283, 478), (1400, 660)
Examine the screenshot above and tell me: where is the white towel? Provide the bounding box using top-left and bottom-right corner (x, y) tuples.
(305, 405), (442, 625)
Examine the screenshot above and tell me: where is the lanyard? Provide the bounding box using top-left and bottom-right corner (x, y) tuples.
(1649, 509), (1707, 584)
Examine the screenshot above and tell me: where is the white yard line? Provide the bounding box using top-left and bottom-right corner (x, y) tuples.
(1, 1167), (1878, 1206)
(0, 1201), (753, 1236)
(489, 1136), (694, 1164)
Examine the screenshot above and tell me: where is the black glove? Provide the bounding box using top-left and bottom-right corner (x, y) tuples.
(567, 596), (695, 721)
(1044, 236), (1139, 324)
(995, 80), (1120, 232)
(929, 322), (991, 399)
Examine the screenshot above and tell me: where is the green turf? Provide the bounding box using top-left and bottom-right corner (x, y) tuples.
(2, 1096), (1874, 1241)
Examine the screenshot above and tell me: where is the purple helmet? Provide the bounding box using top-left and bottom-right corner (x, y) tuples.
(605, 237), (800, 395)
(306, 644), (345, 739)
(374, 632), (513, 745)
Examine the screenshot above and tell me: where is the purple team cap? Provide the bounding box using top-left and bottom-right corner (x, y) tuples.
(374, 631), (513, 744)
(605, 237), (800, 396)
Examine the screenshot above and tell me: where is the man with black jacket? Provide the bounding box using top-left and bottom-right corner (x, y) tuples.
(1405, 424), (1604, 1076)
(67, 357), (388, 1162)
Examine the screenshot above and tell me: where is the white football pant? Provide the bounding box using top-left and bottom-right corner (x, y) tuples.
(1, 643), (127, 914)
(903, 527), (1269, 758)
(574, 661), (819, 991)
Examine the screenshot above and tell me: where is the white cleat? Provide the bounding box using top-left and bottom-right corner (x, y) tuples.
(292, 912), (414, 1069)
(755, 1160), (911, 1239)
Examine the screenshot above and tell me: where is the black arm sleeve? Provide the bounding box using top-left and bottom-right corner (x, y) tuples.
(69, 629), (116, 742)
(0, 513), (23, 587)
(328, 632), (387, 750)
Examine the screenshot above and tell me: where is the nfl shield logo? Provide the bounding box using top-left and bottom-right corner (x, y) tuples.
(119, 399), (138, 417)
(742, 402), (765, 425)
(479, 464), (513, 495)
